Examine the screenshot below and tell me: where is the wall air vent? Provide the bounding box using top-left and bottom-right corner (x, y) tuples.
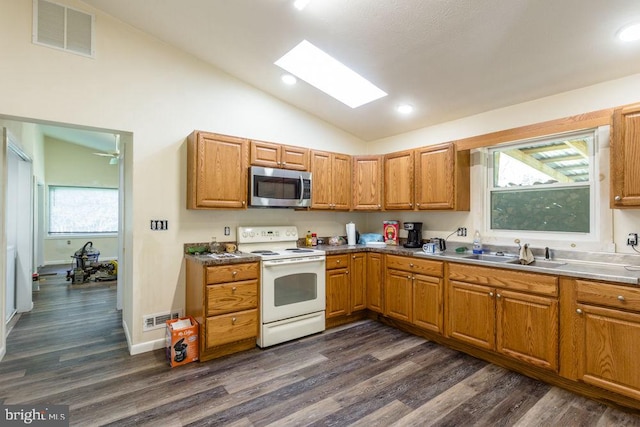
(143, 310), (182, 332)
(33, 0), (95, 58)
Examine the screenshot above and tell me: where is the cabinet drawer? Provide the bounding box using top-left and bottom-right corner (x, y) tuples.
(386, 254), (443, 277)
(326, 254), (350, 270)
(206, 309), (258, 348)
(576, 280), (640, 312)
(449, 263), (557, 297)
(207, 280), (258, 316)
(206, 262), (259, 284)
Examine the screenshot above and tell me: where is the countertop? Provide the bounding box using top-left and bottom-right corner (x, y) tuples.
(185, 244), (640, 285)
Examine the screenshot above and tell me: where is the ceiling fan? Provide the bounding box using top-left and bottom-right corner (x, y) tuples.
(93, 134), (120, 164)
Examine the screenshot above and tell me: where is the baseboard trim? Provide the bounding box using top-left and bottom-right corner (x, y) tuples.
(122, 320), (165, 355)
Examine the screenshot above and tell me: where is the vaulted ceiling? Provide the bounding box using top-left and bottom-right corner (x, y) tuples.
(83, 0), (640, 141)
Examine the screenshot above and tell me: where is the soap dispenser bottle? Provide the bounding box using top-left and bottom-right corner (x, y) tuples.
(472, 230), (483, 254)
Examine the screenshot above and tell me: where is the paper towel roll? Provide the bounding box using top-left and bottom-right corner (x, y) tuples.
(346, 222), (356, 246)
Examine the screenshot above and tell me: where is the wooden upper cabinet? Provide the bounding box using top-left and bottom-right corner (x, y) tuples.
(415, 143), (470, 211)
(250, 140), (309, 171)
(611, 104), (640, 208)
(187, 131), (248, 209)
(310, 150), (351, 210)
(384, 150), (414, 210)
(352, 155), (383, 211)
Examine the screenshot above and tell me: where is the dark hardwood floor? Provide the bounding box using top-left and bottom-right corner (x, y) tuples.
(2, 267), (640, 426)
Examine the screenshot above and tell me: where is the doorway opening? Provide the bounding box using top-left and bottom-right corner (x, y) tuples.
(1, 116), (129, 356)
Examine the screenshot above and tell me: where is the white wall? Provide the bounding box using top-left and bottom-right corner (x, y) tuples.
(2, 0), (640, 355)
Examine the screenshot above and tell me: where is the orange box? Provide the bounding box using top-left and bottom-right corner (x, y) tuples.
(165, 316), (199, 367)
(383, 220), (400, 245)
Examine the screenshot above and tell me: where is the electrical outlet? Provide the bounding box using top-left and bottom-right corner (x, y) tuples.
(224, 226), (230, 236)
(627, 233), (638, 246)
(456, 227), (467, 237)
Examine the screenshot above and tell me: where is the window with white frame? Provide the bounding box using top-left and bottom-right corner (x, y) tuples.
(48, 186), (118, 234)
(487, 129), (596, 234)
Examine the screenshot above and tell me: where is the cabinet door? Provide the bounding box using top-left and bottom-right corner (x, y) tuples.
(575, 303), (640, 400)
(447, 281), (495, 350)
(413, 274), (443, 334)
(384, 150), (414, 210)
(352, 155), (383, 210)
(310, 150), (333, 209)
(250, 140), (280, 168)
(496, 289), (558, 372)
(611, 104), (640, 208)
(332, 153), (352, 210)
(415, 144), (455, 210)
(326, 267), (350, 318)
(187, 132), (248, 209)
(350, 253), (367, 312)
(366, 252), (384, 313)
(384, 268), (413, 322)
(281, 145), (309, 171)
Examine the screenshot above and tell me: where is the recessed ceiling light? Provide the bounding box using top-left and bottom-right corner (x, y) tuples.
(293, 0), (311, 11)
(397, 104), (414, 115)
(618, 22), (640, 42)
(281, 74), (297, 85)
(274, 40), (387, 108)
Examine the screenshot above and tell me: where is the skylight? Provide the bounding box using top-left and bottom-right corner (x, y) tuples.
(274, 40), (387, 108)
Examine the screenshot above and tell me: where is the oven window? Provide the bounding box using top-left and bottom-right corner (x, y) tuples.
(274, 273), (317, 306)
(255, 177), (299, 200)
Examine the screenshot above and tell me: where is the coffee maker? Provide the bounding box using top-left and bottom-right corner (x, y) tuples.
(403, 222), (423, 248)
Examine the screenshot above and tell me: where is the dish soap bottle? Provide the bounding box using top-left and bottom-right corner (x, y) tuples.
(306, 230), (313, 247)
(472, 230), (483, 254)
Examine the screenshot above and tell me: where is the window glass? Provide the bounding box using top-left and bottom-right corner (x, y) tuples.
(488, 131), (594, 233)
(49, 186), (118, 234)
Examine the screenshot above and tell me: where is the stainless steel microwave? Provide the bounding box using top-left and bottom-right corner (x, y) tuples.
(249, 166), (312, 208)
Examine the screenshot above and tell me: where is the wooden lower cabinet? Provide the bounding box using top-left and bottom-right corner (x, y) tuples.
(366, 252), (384, 313)
(385, 268), (413, 322)
(448, 281), (495, 350)
(447, 263), (559, 372)
(384, 255), (444, 333)
(563, 278), (640, 401)
(186, 260), (259, 361)
(326, 253), (367, 319)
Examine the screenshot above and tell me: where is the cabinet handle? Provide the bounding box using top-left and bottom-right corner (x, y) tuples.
(242, 200), (246, 206)
(346, 270), (349, 274)
(496, 293), (502, 299)
(576, 309), (583, 314)
(232, 271), (237, 277)
(232, 317), (237, 324)
(409, 263), (414, 267)
(489, 292), (494, 297)
(615, 195), (622, 201)
(617, 295), (626, 301)
(409, 203), (413, 207)
(352, 255), (356, 259)
(407, 275), (412, 279)
(336, 260), (341, 264)
(377, 204), (381, 208)
(416, 203), (420, 207)
(232, 286), (237, 293)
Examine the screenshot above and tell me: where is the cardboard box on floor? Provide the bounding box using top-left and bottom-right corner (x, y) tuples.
(165, 316), (199, 367)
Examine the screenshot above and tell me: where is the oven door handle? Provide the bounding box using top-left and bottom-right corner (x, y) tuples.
(263, 257), (325, 267)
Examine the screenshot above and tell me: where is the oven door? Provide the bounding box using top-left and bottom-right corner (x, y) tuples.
(261, 256), (326, 323)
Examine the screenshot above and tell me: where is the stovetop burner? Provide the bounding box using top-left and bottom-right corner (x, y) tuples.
(251, 250), (279, 255)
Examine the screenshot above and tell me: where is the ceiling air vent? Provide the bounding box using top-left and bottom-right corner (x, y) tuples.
(33, 0), (95, 57)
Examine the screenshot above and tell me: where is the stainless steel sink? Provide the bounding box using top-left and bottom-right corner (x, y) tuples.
(506, 259), (567, 268)
(462, 254), (516, 263)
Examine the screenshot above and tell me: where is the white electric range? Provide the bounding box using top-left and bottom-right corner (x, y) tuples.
(237, 226), (326, 348)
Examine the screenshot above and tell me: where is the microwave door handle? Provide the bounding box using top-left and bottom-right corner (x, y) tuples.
(299, 175), (304, 204)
